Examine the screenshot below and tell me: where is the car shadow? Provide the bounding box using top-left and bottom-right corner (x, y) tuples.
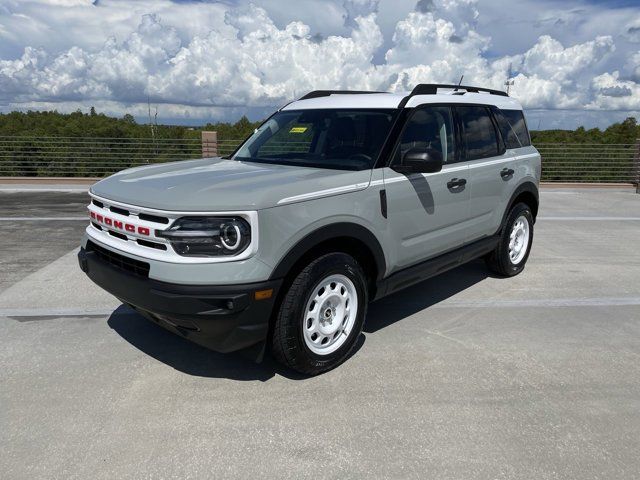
(107, 259), (491, 381)
(107, 305), (364, 382)
(364, 259), (490, 333)
(407, 173), (435, 214)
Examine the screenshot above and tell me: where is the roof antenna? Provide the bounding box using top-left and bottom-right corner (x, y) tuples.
(454, 75), (464, 91)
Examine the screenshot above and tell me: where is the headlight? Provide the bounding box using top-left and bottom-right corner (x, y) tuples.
(157, 216), (251, 257)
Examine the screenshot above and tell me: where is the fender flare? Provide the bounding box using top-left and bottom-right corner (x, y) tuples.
(269, 222), (386, 281)
(501, 181), (539, 229)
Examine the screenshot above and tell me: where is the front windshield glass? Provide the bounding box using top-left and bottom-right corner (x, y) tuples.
(233, 109), (396, 170)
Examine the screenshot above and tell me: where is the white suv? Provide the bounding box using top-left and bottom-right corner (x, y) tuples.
(79, 84), (541, 374)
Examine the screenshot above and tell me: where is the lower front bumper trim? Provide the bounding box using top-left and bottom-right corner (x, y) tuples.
(78, 247), (282, 354)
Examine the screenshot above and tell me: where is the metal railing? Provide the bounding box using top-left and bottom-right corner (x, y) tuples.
(0, 136), (638, 187)
(535, 143), (639, 184)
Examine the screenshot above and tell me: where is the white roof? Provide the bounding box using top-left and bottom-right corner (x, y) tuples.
(283, 89), (523, 111)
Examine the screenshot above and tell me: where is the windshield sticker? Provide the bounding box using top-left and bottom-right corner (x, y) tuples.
(289, 126), (308, 134)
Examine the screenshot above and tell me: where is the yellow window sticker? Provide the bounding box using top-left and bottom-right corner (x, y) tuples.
(289, 126), (308, 134)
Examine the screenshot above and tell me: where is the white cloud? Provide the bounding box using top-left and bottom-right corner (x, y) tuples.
(0, 0), (638, 127)
(589, 71), (640, 110)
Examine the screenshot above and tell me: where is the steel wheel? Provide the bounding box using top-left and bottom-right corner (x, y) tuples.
(302, 274), (358, 356)
(508, 214), (530, 265)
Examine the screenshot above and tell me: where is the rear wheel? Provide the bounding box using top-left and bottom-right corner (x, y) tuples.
(271, 252), (368, 375)
(486, 203), (534, 277)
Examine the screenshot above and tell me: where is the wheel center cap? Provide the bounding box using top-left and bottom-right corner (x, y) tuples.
(321, 304), (334, 325)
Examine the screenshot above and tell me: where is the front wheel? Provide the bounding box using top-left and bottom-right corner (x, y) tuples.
(486, 203), (534, 277)
(271, 252), (368, 375)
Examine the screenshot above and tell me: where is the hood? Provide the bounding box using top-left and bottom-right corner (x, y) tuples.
(90, 158), (372, 211)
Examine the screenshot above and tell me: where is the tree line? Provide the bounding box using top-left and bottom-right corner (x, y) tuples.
(531, 117), (639, 145)
(0, 109), (638, 180)
(0, 110), (262, 177)
(0, 109), (262, 140)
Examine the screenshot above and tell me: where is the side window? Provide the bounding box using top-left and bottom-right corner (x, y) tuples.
(493, 109), (522, 149)
(394, 106), (456, 164)
(457, 106), (499, 160)
(501, 109), (531, 146)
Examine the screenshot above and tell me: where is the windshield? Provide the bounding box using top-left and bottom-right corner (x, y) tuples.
(233, 109), (396, 170)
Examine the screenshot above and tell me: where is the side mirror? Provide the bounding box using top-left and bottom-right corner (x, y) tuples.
(394, 148), (443, 174)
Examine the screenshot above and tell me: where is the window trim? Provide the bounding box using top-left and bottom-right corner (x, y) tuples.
(378, 102), (515, 168)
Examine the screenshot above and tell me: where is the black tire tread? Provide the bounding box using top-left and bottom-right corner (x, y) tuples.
(271, 252), (366, 375)
(486, 202), (534, 277)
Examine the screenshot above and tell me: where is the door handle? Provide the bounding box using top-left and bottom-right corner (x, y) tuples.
(447, 178), (467, 189)
(500, 168), (515, 178)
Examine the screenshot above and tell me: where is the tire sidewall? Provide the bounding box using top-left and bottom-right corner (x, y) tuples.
(500, 203), (534, 275)
(289, 254), (368, 371)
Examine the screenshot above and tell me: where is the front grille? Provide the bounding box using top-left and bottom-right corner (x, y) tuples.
(137, 239), (167, 251)
(108, 230), (128, 241)
(110, 206), (130, 216)
(139, 213), (169, 224)
(86, 240), (150, 278)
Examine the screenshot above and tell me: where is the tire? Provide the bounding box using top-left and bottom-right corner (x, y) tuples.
(485, 202), (534, 277)
(271, 252), (368, 375)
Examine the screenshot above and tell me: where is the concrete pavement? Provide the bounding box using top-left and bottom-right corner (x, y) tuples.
(1, 188), (639, 479)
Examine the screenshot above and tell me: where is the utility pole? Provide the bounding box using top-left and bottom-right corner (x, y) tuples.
(504, 63), (515, 95)
(147, 97), (158, 160)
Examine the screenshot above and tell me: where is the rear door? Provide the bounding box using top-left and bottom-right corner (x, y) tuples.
(383, 105), (470, 271)
(455, 105), (514, 242)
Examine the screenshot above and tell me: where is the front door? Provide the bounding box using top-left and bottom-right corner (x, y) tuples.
(383, 105), (470, 272)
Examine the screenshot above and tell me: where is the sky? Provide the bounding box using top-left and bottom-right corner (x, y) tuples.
(0, 0), (639, 129)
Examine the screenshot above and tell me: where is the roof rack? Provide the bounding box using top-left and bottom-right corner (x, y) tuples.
(409, 84), (508, 97)
(298, 90), (385, 100)
(395, 83), (508, 109)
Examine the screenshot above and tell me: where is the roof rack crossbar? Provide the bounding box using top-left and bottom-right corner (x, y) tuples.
(409, 84), (509, 97)
(298, 90), (384, 101)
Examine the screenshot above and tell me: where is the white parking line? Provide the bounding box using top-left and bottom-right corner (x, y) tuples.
(0, 188), (89, 192)
(0, 307), (132, 319)
(431, 297), (640, 308)
(538, 217), (640, 221)
(3, 297), (639, 320)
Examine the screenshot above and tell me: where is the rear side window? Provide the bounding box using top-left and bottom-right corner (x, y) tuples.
(501, 109), (531, 146)
(493, 109), (521, 149)
(457, 106), (499, 160)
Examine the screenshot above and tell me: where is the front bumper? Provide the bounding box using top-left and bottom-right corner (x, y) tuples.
(78, 246), (282, 354)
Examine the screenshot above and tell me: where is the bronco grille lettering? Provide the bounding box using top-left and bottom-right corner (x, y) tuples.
(89, 209), (150, 236)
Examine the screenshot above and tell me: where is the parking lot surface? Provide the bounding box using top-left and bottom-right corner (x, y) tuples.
(1, 187), (639, 479)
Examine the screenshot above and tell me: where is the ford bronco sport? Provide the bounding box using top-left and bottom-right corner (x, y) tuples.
(79, 84), (541, 375)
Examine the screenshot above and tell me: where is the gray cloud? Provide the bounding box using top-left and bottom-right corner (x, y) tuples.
(600, 85), (632, 97)
(626, 25), (640, 43)
(415, 0), (435, 14)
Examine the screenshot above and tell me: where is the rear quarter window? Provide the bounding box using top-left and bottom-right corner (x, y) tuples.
(501, 109), (531, 147)
(493, 109), (521, 149)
